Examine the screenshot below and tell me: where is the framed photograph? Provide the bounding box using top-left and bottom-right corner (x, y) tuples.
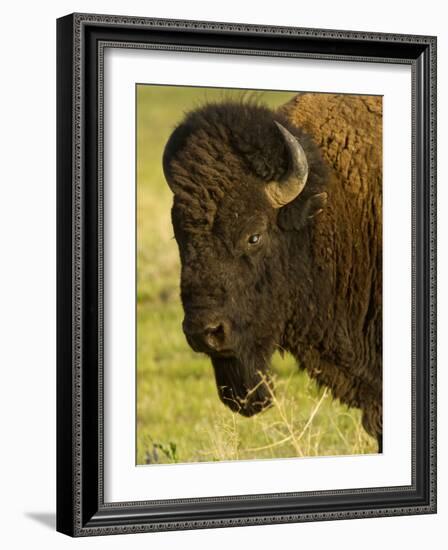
(56, 13), (437, 536)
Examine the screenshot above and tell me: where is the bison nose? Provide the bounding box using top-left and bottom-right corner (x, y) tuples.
(183, 317), (231, 354)
(203, 321), (230, 351)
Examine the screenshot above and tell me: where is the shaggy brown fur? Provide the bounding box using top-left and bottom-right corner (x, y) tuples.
(281, 94), (382, 441)
(162, 93), (382, 450)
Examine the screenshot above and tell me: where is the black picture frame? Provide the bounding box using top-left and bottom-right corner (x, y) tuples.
(56, 13), (437, 537)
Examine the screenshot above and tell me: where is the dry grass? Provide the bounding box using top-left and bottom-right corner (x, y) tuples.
(196, 372), (375, 463)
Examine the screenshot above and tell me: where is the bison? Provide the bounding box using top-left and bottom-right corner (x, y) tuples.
(162, 93), (383, 451)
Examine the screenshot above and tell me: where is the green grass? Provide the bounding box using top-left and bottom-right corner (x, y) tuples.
(136, 85), (377, 465)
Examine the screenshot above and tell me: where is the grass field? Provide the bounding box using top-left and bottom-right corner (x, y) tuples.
(136, 85), (377, 465)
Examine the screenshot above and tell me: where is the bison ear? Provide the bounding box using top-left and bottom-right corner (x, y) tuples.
(278, 192), (328, 231)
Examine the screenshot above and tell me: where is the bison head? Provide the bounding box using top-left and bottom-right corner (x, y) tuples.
(162, 101), (328, 417)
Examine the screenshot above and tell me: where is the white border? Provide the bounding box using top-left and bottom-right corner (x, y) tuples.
(104, 48), (412, 502)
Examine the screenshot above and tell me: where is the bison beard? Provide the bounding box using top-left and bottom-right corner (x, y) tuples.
(212, 354), (274, 417)
(162, 94), (383, 449)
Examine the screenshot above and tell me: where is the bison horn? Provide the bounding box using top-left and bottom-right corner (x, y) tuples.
(265, 122), (309, 208)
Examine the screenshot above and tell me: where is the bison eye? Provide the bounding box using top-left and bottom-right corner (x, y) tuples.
(248, 234), (261, 245)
